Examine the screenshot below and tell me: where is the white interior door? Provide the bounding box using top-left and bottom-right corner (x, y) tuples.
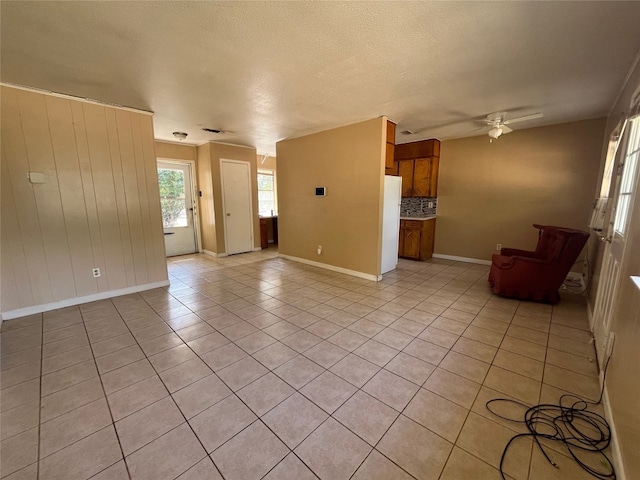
(157, 161), (197, 257)
(593, 115), (639, 370)
(221, 159), (254, 255)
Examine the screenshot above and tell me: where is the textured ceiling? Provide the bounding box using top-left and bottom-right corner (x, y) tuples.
(2, 1), (640, 154)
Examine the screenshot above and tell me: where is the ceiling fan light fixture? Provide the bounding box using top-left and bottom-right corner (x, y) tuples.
(488, 127), (503, 140)
(172, 131), (188, 140)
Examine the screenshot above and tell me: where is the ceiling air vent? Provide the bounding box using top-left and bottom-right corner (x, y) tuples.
(202, 128), (223, 133)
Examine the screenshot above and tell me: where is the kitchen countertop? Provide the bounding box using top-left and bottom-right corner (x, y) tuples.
(400, 215), (436, 221)
(259, 215), (278, 219)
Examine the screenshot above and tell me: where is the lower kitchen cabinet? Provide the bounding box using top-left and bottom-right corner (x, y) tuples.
(260, 218), (269, 249)
(398, 218), (435, 260)
(399, 220), (422, 259)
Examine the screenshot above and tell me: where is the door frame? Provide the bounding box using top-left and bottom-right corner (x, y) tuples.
(591, 115), (638, 371)
(156, 158), (201, 254)
(219, 158), (255, 255)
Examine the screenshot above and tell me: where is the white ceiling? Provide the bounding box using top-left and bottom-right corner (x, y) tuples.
(2, 2), (640, 154)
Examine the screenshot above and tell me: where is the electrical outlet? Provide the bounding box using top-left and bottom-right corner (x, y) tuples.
(496, 243), (502, 251)
(317, 245), (322, 255)
(92, 268), (101, 278)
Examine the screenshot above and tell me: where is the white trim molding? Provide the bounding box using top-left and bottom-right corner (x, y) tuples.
(0, 82), (153, 115)
(1, 280), (170, 321)
(202, 249), (227, 258)
(432, 253), (492, 265)
(602, 385), (627, 480)
(278, 254), (379, 282)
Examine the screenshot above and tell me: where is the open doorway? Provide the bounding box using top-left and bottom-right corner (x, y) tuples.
(157, 160), (198, 256)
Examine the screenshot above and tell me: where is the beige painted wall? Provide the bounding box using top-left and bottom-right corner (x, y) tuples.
(196, 142), (259, 255)
(196, 143), (216, 253)
(276, 117), (386, 277)
(590, 61), (640, 477)
(435, 118), (605, 261)
(1, 85), (167, 317)
(256, 154), (277, 172)
(155, 140), (197, 162)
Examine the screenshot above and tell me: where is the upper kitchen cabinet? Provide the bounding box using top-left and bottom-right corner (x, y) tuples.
(385, 120), (396, 173)
(395, 139), (440, 197)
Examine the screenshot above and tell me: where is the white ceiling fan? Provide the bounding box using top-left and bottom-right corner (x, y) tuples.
(482, 111), (543, 142)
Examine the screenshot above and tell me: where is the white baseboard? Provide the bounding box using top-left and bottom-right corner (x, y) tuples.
(587, 299), (595, 330)
(431, 253), (491, 265)
(202, 249), (228, 258)
(602, 385), (627, 480)
(278, 254), (379, 282)
(204, 247), (263, 257)
(0, 280), (170, 321)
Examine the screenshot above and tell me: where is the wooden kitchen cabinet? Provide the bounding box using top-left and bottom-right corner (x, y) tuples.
(420, 218), (435, 260)
(385, 143), (395, 170)
(395, 139), (440, 197)
(260, 218), (269, 249)
(395, 138), (440, 160)
(413, 158), (432, 196)
(386, 120), (396, 143)
(385, 120), (397, 172)
(398, 159), (414, 196)
(398, 157), (436, 197)
(399, 219), (436, 260)
(399, 220), (422, 259)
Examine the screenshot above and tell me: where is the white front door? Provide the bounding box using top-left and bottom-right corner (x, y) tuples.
(593, 115), (640, 371)
(157, 161), (197, 257)
(221, 159), (254, 255)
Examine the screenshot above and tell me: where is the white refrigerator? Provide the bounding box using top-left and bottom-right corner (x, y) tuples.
(381, 175), (402, 274)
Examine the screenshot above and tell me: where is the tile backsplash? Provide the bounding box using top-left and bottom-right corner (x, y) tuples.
(401, 197), (437, 217)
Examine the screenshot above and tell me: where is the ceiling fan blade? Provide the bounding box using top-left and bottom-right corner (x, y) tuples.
(504, 112), (543, 124)
(486, 111), (508, 123)
(501, 125), (513, 134)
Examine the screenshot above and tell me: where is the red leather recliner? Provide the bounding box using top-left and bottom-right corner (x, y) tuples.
(488, 224), (590, 304)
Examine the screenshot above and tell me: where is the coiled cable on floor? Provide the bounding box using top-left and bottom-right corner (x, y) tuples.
(486, 357), (614, 479)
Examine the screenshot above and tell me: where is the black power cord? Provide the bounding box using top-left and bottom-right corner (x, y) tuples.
(487, 357), (615, 479)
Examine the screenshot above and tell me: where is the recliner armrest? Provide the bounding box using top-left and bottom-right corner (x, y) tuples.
(492, 254), (553, 270)
(500, 248), (536, 258)
(492, 254), (515, 269)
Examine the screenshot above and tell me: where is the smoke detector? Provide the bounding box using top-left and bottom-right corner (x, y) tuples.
(172, 131), (188, 140)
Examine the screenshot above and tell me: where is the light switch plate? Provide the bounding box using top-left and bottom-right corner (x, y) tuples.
(28, 172), (45, 184)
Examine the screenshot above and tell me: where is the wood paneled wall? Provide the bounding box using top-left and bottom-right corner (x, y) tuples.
(1, 85), (167, 317)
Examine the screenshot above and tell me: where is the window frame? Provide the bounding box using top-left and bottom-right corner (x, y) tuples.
(257, 169), (277, 216)
(613, 115), (640, 237)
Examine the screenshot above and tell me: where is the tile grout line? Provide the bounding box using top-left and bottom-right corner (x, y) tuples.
(78, 302), (133, 480)
(36, 312), (43, 480)
(5, 253), (593, 480)
(109, 298), (219, 478)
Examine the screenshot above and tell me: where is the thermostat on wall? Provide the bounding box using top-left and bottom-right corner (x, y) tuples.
(315, 187), (326, 196)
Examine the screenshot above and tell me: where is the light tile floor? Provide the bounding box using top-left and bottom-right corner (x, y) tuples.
(1, 249), (607, 479)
